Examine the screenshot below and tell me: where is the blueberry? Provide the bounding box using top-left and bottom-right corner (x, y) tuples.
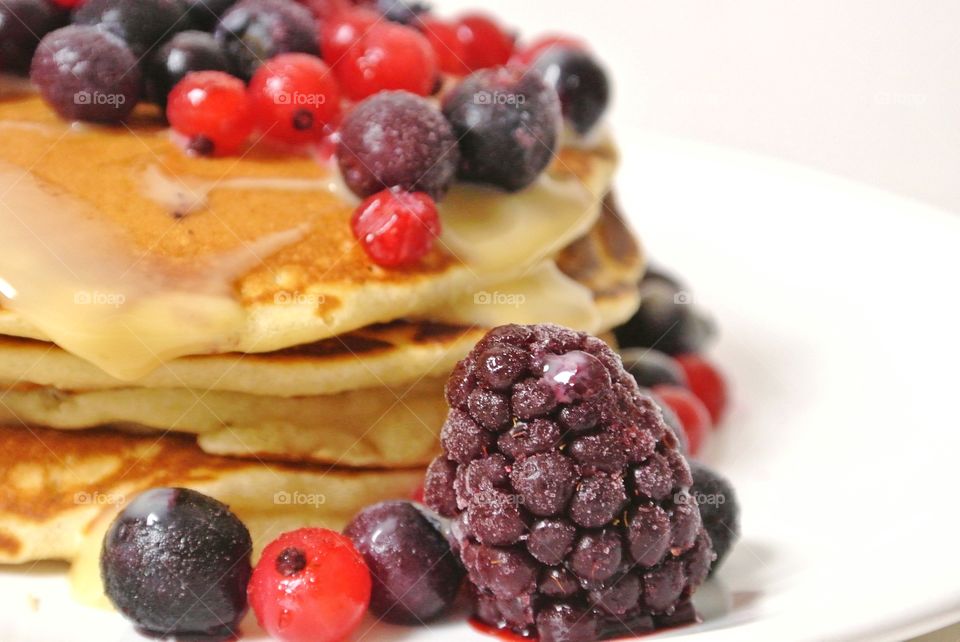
(690, 461), (740, 574)
(376, 0), (430, 25)
(0, 0), (67, 74)
(73, 0), (193, 60)
(344, 501), (464, 625)
(614, 279), (715, 355)
(183, 0), (237, 30)
(442, 67), (562, 192)
(533, 47), (610, 135)
(214, 0), (319, 81)
(338, 91), (460, 200)
(621, 348), (688, 388)
(100, 488), (252, 641)
(31, 25), (142, 123)
(146, 30), (230, 106)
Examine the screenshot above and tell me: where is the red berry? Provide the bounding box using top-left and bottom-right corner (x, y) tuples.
(675, 354), (729, 423)
(653, 385), (712, 456)
(248, 53), (341, 146)
(248, 528), (371, 642)
(411, 484), (425, 503)
(351, 188), (441, 268)
(513, 34), (588, 66)
(456, 13), (514, 71)
(418, 17), (469, 75)
(167, 71), (253, 156)
(50, 0), (85, 7)
(335, 22), (437, 99)
(300, 0), (351, 20)
(320, 8), (379, 66)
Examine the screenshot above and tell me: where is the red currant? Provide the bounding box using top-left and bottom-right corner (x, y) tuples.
(167, 71), (254, 156)
(653, 385), (713, 456)
(513, 34), (587, 66)
(335, 22), (437, 100)
(50, 0), (85, 7)
(299, 0), (351, 20)
(248, 528), (371, 642)
(320, 8), (379, 67)
(675, 354), (729, 423)
(248, 54), (341, 146)
(456, 13), (514, 71)
(419, 17), (469, 75)
(351, 188), (441, 268)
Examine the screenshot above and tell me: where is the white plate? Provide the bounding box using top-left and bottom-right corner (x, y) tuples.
(3, 133), (959, 641)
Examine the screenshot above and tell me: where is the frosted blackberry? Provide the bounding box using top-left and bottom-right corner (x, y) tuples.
(73, 0), (192, 59)
(690, 462), (740, 575)
(426, 324), (715, 641)
(0, 0), (67, 74)
(442, 67), (562, 192)
(214, 0), (319, 80)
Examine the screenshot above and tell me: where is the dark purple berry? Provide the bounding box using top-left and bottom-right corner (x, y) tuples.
(467, 389), (511, 431)
(538, 567), (579, 598)
(642, 559), (686, 612)
(0, 0), (67, 74)
(73, 0), (192, 59)
(477, 344), (529, 391)
(569, 432), (628, 474)
(442, 67), (561, 192)
(626, 504), (671, 567)
(466, 489), (526, 546)
(589, 574), (641, 616)
(536, 602), (598, 642)
(498, 418), (561, 458)
(31, 25), (142, 123)
(338, 91), (459, 200)
(569, 473), (628, 528)
(533, 48), (610, 135)
(441, 409), (494, 464)
(469, 544), (538, 600)
(621, 348), (688, 389)
(511, 379), (557, 419)
(183, 0), (236, 30)
(214, 0), (319, 81)
(631, 454), (675, 502)
(614, 278), (715, 356)
(510, 452), (576, 517)
(690, 461), (740, 575)
(569, 529), (622, 586)
(345, 501), (464, 624)
(146, 31), (230, 107)
(424, 456), (458, 517)
(100, 488), (252, 641)
(376, 0), (429, 25)
(526, 518), (575, 566)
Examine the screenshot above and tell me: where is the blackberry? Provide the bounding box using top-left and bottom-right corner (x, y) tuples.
(146, 30), (230, 107)
(442, 67), (562, 192)
(214, 0), (319, 81)
(73, 0), (193, 60)
(338, 91), (460, 200)
(31, 25), (142, 123)
(100, 488), (252, 641)
(689, 462), (740, 575)
(0, 0), (67, 74)
(345, 501), (464, 624)
(533, 48), (610, 135)
(425, 324), (715, 641)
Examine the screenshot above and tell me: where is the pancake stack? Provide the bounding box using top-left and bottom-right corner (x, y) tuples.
(0, 88), (644, 602)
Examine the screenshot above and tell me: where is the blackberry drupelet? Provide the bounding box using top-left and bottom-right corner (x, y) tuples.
(425, 324), (715, 642)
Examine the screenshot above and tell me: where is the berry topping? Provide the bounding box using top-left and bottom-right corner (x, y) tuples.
(425, 324), (715, 641)
(689, 462), (740, 575)
(248, 53), (341, 145)
(73, 0), (192, 59)
(533, 47), (610, 135)
(31, 25), (142, 123)
(337, 91), (459, 199)
(418, 17), (469, 76)
(0, 0), (67, 74)
(345, 501), (465, 624)
(100, 488), (252, 641)
(375, 0), (429, 25)
(319, 8), (378, 66)
(215, 0), (320, 81)
(351, 188), (441, 268)
(248, 528), (371, 642)
(167, 70), (254, 155)
(675, 354), (729, 423)
(146, 30), (230, 107)
(513, 35), (587, 66)
(334, 22), (437, 100)
(443, 67), (562, 192)
(183, 0), (238, 30)
(614, 274), (716, 356)
(652, 385), (712, 456)
(621, 348), (688, 389)
(419, 13), (514, 75)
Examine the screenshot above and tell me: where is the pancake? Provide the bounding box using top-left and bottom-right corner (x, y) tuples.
(0, 424), (423, 606)
(0, 95), (618, 380)
(0, 377), (446, 467)
(0, 201), (643, 397)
